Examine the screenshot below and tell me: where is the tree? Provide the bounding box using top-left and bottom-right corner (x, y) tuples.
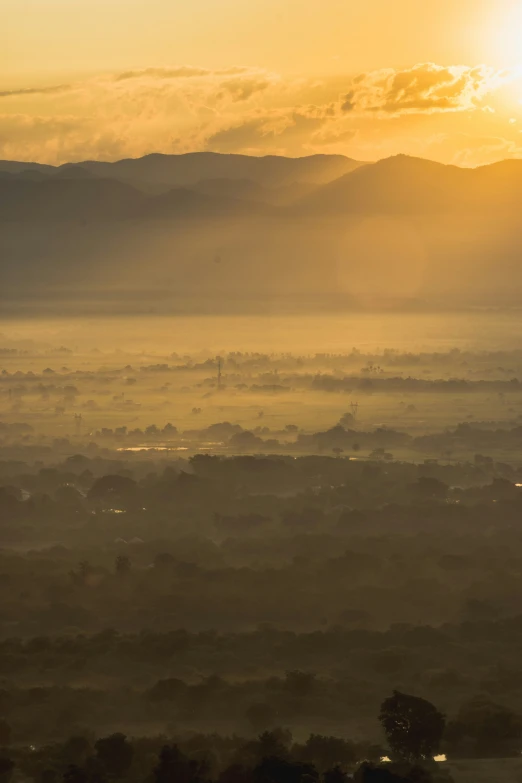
(254, 757), (318, 783)
(414, 478), (447, 500)
(240, 730), (293, 767)
(296, 735), (357, 772)
(323, 767), (348, 783)
(95, 734), (133, 778)
(379, 691), (445, 762)
(154, 744), (206, 783)
(62, 766), (87, 783)
(61, 736), (92, 767)
(445, 696), (522, 758)
(88, 475), (136, 502)
(218, 765), (254, 783)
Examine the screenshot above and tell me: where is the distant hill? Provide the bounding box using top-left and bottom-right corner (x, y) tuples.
(0, 160), (55, 175)
(140, 187), (272, 219)
(0, 178), (271, 221)
(190, 178), (317, 206)
(4, 153), (522, 221)
(0, 152), (362, 191)
(3, 152), (522, 314)
(297, 154), (522, 214)
(0, 178), (145, 220)
(70, 152), (362, 189)
(52, 164), (96, 180)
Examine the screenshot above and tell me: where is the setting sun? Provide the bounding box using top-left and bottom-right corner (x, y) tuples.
(492, 1), (522, 63)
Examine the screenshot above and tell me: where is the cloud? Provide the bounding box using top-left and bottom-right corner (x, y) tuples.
(206, 108), (330, 154)
(340, 91), (356, 112)
(310, 126), (357, 147)
(114, 66), (252, 81)
(0, 114), (127, 163)
(219, 77), (272, 102)
(425, 132), (522, 167)
(340, 63), (505, 116)
(0, 61), (520, 164)
(0, 84), (71, 98)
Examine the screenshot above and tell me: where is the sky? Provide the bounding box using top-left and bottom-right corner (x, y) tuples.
(4, 0), (522, 165)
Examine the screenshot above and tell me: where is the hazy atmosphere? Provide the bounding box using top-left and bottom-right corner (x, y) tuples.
(4, 3), (522, 783)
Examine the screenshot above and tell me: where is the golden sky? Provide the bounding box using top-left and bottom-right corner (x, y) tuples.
(4, 0), (522, 164)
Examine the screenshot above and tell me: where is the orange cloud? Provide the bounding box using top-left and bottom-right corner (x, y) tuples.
(340, 63), (506, 115)
(0, 62), (520, 164)
(0, 84), (71, 99)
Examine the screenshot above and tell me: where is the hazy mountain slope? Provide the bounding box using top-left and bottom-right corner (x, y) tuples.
(0, 160), (55, 175)
(52, 164), (96, 179)
(0, 169), (50, 182)
(190, 178), (317, 205)
(0, 178), (270, 221)
(296, 155), (470, 214)
(0, 178), (145, 220)
(297, 155), (522, 214)
(0, 153), (362, 198)
(140, 187), (272, 218)
(3, 153), (522, 313)
(71, 152), (362, 188)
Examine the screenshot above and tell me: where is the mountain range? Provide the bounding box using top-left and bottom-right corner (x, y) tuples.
(2, 152), (522, 221)
(2, 151), (522, 313)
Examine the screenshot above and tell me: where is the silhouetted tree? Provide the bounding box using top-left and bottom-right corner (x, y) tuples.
(154, 744), (207, 783)
(62, 766), (87, 783)
(61, 737), (92, 768)
(88, 475), (136, 502)
(254, 757), (318, 783)
(296, 735), (357, 772)
(95, 734), (133, 778)
(323, 766), (348, 783)
(379, 692), (445, 762)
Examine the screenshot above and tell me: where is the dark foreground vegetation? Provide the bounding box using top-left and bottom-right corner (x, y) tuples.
(3, 450), (522, 774)
(0, 690), (466, 783)
(2, 340), (522, 782)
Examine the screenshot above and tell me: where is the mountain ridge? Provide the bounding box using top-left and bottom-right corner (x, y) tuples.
(0, 151), (363, 191)
(3, 152), (522, 312)
(4, 153), (522, 221)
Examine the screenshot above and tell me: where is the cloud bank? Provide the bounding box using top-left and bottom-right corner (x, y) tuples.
(0, 62), (520, 165)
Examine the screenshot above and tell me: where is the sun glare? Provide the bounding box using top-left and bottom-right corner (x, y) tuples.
(493, 2), (522, 64)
